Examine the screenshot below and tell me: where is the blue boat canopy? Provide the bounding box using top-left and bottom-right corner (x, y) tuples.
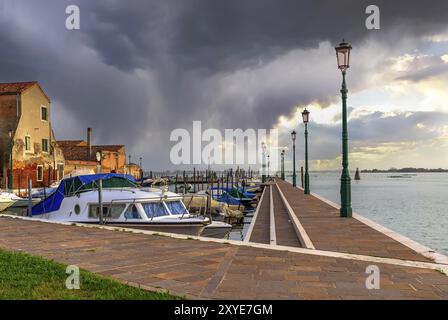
(32, 173), (137, 216)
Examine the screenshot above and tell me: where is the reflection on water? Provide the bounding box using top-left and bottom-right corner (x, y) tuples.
(288, 171), (448, 255)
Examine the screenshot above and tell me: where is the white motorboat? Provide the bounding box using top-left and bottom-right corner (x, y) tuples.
(31, 173), (209, 236)
(0, 192), (23, 212)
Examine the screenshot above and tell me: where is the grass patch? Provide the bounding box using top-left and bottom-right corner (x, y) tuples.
(0, 249), (183, 300)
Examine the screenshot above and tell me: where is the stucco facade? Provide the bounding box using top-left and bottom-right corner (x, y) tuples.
(0, 82), (65, 191)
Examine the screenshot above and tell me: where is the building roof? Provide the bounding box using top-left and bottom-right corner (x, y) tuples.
(0, 81), (36, 94)
(0, 81), (50, 101)
(92, 145), (125, 152)
(57, 140), (87, 148)
(59, 146), (93, 162)
(58, 142), (125, 162)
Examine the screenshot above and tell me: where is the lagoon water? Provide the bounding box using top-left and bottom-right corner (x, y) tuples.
(286, 171), (448, 255)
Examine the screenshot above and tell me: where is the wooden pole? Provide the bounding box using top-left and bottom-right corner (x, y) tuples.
(18, 172), (21, 197)
(98, 179), (104, 224)
(27, 178), (32, 217)
(193, 168), (196, 192)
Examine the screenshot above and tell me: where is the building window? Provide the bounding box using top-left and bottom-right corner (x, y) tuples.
(37, 165), (43, 182)
(25, 136), (31, 151)
(42, 139), (49, 152)
(41, 106), (48, 121)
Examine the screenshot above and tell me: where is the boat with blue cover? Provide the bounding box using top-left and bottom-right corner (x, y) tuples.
(31, 173), (209, 236)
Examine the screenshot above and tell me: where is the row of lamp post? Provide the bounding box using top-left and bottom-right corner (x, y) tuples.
(287, 109), (309, 192)
(280, 39), (352, 218)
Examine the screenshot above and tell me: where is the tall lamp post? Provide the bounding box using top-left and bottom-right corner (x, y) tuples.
(302, 108), (310, 194)
(8, 129), (14, 191)
(291, 130), (297, 187)
(335, 40), (353, 218)
(281, 149), (285, 180)
(267, 154), (270, 179)
(261, 142), (267, 183)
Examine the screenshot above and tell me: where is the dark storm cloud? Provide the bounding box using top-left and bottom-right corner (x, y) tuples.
(1, 0), (448, 169)
(79, 0), (448, 73)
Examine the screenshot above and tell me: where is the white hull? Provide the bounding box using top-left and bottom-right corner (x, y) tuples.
(82, 221), (206, 236)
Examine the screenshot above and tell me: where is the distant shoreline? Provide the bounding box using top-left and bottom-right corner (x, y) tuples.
(361, 168), (448, 173)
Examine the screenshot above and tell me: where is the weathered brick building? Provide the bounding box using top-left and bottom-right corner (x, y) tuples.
(58, 128), (139, 178)
(0, 82), (65, 190)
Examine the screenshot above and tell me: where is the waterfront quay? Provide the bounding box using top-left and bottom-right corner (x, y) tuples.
(1, 180), (447, 299)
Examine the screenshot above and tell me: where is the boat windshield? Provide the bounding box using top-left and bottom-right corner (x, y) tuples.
(165, 201), (186, 215)
(64, 177), (137, 196)
(142, 202), (169, 218)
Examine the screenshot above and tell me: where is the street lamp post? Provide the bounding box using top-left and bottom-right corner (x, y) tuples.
(291, 130), (297, 187)
(281, 149), (285, 180)
(261, 142), (267, 183)
(335, 40), (353, 218)
(8, 129), (14, 191)
(302, 108), (310, 195)
(267, 154), (270, 179)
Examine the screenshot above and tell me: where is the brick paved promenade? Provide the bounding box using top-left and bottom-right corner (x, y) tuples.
(275, 180), (435, 262)
(0, 215), (447, 299)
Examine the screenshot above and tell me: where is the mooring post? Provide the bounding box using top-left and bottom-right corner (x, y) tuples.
(98, 179), (104, 224)
(18, 172), (21, 197)
(182, 170), (186, 194)
(193, 167), (196, 193)
(27, 177), (32, 217)
(202, 172), (205, 191)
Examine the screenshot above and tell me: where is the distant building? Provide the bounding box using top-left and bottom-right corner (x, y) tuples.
(127, 163), (143, 180)
(58, 128), (140, 179)
(0, 81), (65, 190)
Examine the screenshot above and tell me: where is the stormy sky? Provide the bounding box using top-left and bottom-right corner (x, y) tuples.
(1, 0), (448, 170)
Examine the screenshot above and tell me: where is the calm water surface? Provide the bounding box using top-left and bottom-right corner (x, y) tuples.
(287, 171), (448, 255)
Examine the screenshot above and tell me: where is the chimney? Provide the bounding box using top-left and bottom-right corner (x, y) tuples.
(87, 127), (92, 160)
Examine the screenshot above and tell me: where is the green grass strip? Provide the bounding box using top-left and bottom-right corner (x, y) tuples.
(0, 248), (183, 300)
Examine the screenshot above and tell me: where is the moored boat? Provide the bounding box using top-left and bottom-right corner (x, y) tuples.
(201, 220), (232, 238)
(31, 174), (209, 236)
(0, 192), (23, 212)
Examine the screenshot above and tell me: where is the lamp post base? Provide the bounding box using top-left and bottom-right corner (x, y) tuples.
(340, 206), (352, 218)
(304, 173), (310, 194)
(340, 175), (352, 217)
